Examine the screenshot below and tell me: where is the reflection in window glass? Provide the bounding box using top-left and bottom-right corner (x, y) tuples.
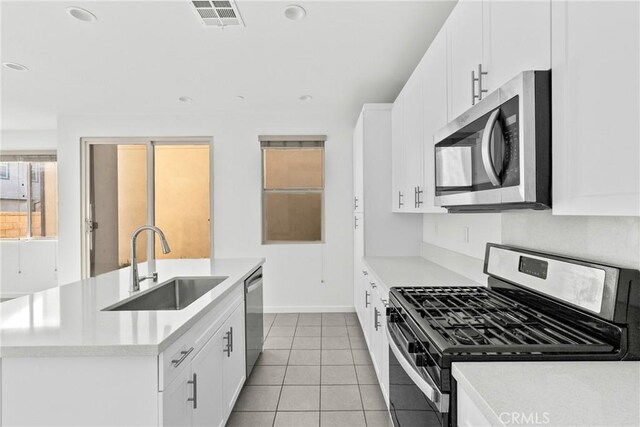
(30, 162), (58, 238)
(154, 145), (210, 259)
(264, 192), (322, 242)
(0, 162), (30, 239)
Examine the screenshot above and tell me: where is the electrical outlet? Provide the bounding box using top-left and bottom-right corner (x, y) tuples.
(463, 226), (470, 244)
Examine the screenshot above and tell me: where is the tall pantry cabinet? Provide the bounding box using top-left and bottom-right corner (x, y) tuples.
(352, 104), (421, 403)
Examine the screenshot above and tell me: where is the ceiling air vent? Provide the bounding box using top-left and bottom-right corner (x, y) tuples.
(189, 0), (245, 27)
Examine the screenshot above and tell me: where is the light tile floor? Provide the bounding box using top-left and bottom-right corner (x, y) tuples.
(228, 312), (391, 427)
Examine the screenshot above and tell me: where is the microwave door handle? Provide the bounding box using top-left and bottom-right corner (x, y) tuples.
(481, 108), (503, 187)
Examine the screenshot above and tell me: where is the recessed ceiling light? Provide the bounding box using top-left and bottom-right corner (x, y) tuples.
(2, 62), (29, 72)
(179, 96), (193, 103)
(299, 95), (313, 101)
(66, 6), (98, 22)
(236, 95), (245, 100)
(284, 5), (306, 21)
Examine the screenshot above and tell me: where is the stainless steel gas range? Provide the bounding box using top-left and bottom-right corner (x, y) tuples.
(386, 243), (640, 427)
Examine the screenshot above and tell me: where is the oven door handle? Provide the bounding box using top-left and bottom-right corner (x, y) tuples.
(386, 328), (446, 411)
(481, 108), (503, 187)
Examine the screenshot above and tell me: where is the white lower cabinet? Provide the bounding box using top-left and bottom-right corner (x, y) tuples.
(355, 266), (390, 405)
(162, 301), (245, 427)
(456, 381), (492, 427)
(222, 303), (246, 417)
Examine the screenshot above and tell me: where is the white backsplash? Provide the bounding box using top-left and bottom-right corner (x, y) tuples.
(501, 211), (640, 269)
(422, 213), (502, 260)
(423, 210), (640, 270)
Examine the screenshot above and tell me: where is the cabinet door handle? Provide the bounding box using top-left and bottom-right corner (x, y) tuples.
(374, 307), (381, 331)
(477, 64), (488, 100)
(369, 281), (377, 289)
(472, 69), (478, 105)
(398, 191), (404, 208)
(365, 291), (370, 308)
(229, 326), (234, 353)
(354, 216), (359, 230)
(223, 331), (231, 357)
(171, 347), (194, 367)
(362, 270), (368, 276)
(416, 187), (423, 207)
(354, 197), (359, 210)
(187, 373), (198, 409)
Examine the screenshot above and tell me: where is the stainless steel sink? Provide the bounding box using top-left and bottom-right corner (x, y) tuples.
(103, 276), (228, 311)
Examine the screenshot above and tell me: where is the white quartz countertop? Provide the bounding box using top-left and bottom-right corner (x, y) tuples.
(363, 256), (481, 290)
(0, 258), (264, 358)
(453, 361), (640, 427)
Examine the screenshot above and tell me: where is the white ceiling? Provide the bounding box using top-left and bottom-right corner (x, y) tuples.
(0, 0), (456, 130)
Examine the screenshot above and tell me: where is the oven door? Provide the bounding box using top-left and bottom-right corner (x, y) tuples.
(387, 326), (449, 427)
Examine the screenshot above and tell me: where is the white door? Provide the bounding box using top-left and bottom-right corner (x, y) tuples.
(191, 327), (225, 427)
(223, 303), (246, 418)
(402, 67), (425, 213)
(482, 0), (551, 93)
(353, 115), (364, 213)
(446, 0), (483, 120)
(551, 0), (640, 216)
(391, 96), (406, 212)
(422, 29), (448, 214)
(162, 369), (193, 427)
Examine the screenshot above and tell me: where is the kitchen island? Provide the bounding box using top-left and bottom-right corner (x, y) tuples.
(453, 361), (640, 426)
(0, 258), (264, 426)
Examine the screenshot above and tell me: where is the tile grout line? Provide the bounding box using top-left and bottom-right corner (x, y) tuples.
(349, 316), (369, 426)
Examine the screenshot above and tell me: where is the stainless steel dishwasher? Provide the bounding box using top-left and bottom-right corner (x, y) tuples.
(244, 267), (263, 377)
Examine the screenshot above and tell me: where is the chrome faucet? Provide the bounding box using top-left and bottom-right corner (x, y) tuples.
(130, 225), (171, 292)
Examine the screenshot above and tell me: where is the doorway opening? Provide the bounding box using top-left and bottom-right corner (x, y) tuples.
(81, 138), (212, 278)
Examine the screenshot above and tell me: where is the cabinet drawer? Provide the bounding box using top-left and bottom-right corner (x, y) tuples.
(159, 284), (243, 390)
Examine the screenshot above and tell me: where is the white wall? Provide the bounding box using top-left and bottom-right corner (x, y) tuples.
(0, 129), (58, 299)
(0, 130), (57, 151)
(57, 112), (354, 312)
(423, 211), (640, 270)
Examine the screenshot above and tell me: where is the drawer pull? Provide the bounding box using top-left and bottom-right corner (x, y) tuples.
(171, 347), (194, 367)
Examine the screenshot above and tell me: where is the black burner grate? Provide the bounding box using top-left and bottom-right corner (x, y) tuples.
(397, 287), (613, 354)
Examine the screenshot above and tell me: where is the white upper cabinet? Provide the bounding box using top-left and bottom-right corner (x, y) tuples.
(551, 0), (640, 216)
(391, 98), (406, 212)
(482, 1), (551, 93)
(402, 65), (426, 212)
(446, 0), (483, 120)
(421, 29), (448, 214)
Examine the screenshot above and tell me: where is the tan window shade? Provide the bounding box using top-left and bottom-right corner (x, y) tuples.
(263, 148), (323, 189)
(264, 192), (322, 242)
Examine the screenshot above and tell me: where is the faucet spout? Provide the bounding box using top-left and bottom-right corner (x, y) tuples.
(130, 225), (172, 292)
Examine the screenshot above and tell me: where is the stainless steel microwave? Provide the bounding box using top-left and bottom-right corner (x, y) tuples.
(434, 70), (551, 212)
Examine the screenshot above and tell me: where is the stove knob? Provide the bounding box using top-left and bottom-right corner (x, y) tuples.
(415, 354), (433, 368)
(407, 341), (420, 353)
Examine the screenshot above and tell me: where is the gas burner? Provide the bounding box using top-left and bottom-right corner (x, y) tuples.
(453, 328), (488, 345)
(423, 298), (448, 309)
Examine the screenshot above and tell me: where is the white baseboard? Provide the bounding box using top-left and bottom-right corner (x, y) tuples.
(264, 305), (355, 313)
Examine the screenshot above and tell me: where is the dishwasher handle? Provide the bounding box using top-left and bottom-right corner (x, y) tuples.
(246, 277), (263, 294)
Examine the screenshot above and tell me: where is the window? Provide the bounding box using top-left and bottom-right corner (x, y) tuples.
(0, 154), (58, 239)
(261, 136), (325, 243)
(0, 163), (9, 180)
(83, 139), (211, 277)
